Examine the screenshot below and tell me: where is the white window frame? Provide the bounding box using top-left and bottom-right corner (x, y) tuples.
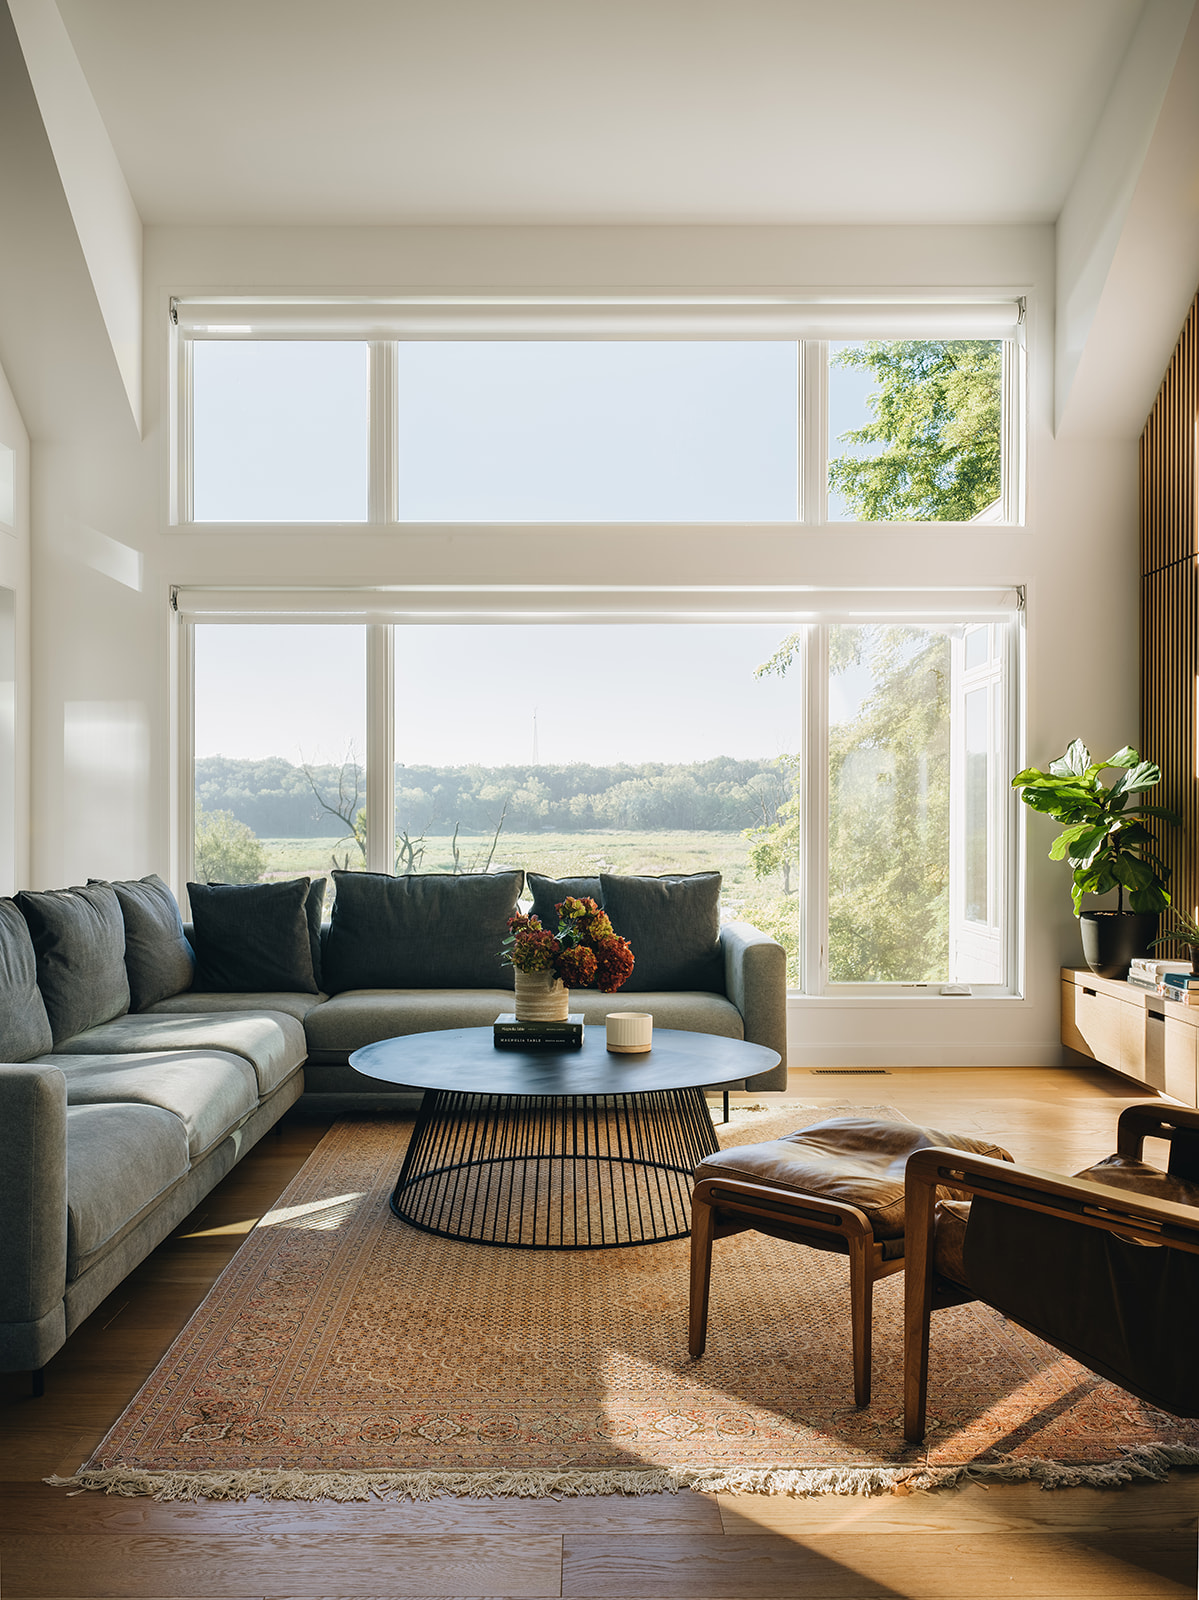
(174, 584), (1023, 998)
(168, 296), (1026, 531)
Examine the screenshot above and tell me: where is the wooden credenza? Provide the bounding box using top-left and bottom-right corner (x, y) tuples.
(1061, 966), (1198, 1104)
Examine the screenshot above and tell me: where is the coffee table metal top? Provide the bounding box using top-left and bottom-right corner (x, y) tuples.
(350, 1025), (780, 1097)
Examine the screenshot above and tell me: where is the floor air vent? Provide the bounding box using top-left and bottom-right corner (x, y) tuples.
(809, 1068), (891, 1075)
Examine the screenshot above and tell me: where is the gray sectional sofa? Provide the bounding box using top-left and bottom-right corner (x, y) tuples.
(1, 867), (787, 1383)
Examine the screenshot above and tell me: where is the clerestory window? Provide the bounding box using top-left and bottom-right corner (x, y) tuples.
(172, 298), (1025, 528)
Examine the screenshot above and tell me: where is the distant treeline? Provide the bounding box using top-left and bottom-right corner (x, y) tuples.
(195, 755), (788, 838)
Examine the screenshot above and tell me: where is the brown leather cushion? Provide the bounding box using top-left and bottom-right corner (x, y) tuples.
(694, 1117), (1012, 1240)
(1075, 1153), (1199, 1208)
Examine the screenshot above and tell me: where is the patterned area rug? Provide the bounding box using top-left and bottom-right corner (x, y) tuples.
(55, 1105), (1199, 1500)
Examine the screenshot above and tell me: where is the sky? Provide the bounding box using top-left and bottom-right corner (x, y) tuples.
(190, 340), (885, 766)
(194, 622), (805, 767)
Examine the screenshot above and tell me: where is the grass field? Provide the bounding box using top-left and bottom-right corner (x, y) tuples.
(257, 828), (800, 980)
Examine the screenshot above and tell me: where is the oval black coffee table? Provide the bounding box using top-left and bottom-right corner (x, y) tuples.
(350, 1027), (781, 1250)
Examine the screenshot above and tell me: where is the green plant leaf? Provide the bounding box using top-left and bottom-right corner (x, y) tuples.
(1048, 822), (1102, 860)
(1049, 739), (1090, 778)
(1104, 747), (1140, 769)
(1129, 884), (1172, 913)
(1109, 760), (1161, 798)
(1112, 857), (1153, 889)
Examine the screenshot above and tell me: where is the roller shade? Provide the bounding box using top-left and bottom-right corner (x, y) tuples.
(173, 585), (1024, 626)
(173, 297), (1024, 342)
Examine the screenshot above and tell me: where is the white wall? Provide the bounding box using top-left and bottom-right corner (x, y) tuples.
(0, 353), (31, 895)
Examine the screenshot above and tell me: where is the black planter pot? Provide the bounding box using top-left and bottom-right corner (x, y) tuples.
(1079, 911), (1159, 980)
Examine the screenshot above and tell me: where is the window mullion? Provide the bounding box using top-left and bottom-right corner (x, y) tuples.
(369, 342), (398, 523)
(801, 340), (828, 526)
(801, 624), (828, 994)
(365, 623), (395, 872)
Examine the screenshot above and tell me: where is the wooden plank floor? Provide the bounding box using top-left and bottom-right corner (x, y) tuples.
(3, 1066), (1197, 1598)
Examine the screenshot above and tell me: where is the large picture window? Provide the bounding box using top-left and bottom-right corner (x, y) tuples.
(181, 593), (1020, 996)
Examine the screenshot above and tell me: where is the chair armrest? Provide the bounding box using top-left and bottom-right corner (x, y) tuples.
(1116, 1102), (1199, 1178)
(720, 921), (787, 1088)
(904, 1145), (1199, 1247)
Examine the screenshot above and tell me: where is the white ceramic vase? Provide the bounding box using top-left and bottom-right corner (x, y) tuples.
(513, 968), (570, 1022)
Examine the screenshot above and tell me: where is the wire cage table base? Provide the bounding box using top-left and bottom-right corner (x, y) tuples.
(390, 1087), (721, 1249)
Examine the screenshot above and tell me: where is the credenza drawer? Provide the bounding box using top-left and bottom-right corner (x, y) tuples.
(1062, 978), (1146, 1080)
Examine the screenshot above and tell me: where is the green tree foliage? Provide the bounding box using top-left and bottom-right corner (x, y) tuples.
(828, 340), (1002, 521)
(826, 629), (951, 981)
(194, 805), (266, 884)
(746, 627), (951, 983)
(195, 754), (778, 839)
(742, 756), (801, 894)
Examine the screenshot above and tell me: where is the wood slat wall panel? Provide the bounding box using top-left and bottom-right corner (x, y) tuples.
(1141, 293), (1199, 948)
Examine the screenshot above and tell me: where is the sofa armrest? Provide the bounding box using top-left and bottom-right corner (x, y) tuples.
(0, 1064), (68, 1370)
(720, 921), (787, 1089)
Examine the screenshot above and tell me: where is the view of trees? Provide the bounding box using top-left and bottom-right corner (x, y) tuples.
(828, 339), (1002, 521)
(195, 754), (782, 841)
(194, 805), (267, 884)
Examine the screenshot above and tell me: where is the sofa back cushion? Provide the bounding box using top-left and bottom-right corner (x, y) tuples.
(526, 874), (602, 926)
(101, 874), (196, 1011)
(16, 883), (130, 1045)
(0, 897), (53, 1059)
(322, 870), (523, 994)
(187, 878), (320, 994)
(599, 871), (724, 993)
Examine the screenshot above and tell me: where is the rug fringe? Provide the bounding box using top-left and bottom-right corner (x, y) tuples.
(45, 1444), (1199, 1502)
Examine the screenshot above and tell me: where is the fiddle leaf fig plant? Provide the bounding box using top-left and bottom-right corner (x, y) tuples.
(1011, 739), (1176, 916)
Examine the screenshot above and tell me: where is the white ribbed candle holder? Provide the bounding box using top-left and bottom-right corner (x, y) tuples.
(606, 1011), (653, 1054)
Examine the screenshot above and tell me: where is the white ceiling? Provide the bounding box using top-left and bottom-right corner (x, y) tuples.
(54, 0), (1147, 228)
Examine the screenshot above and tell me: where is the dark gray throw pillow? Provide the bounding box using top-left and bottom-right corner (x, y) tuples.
(322, 870), (523, 994)
(0, 897), (53, 1060)
(599, 871), (724, 993)
(99, 874), (196, 1011)
(187, 878), (319, 994)
(16, 882), (130, 1045)
(526, 873), (602, 926)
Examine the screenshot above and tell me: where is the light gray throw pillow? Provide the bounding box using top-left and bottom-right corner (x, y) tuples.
(0, 897), (53, 1060)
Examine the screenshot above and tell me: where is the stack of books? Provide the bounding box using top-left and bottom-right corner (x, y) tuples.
(493, 1013), (585, 1049)
(1127, 958), (1193, 991)
(1160, 972), (1199, 1005)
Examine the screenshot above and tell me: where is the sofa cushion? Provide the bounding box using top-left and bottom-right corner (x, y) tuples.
(187, 878), (319, 994)
(65, 1102), (190, 1279)
(599, 872), (724, 993)
(526, 874), (602, 925)
(322, 870), (523, 994)
(52, 1010), (307, 1098)
(100, 874), (196, 1011)
(145, 989), (325, 1024)
(0, 898), (53, 1061)
(307, 988), (529, 1062)
(44, 1050), (259, 1158)
(306, 986), (745, 1066)
(16, 883), (129, 1045)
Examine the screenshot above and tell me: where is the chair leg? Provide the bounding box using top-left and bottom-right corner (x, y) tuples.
(688, 1194), (716, 1358)
(847, 1235), (873, 1407)
(903, 1172), (938, 1443)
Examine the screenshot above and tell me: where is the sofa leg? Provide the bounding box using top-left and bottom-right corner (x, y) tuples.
(723, 1089), (729, 1124)
(31, 1368), (44, 1398)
